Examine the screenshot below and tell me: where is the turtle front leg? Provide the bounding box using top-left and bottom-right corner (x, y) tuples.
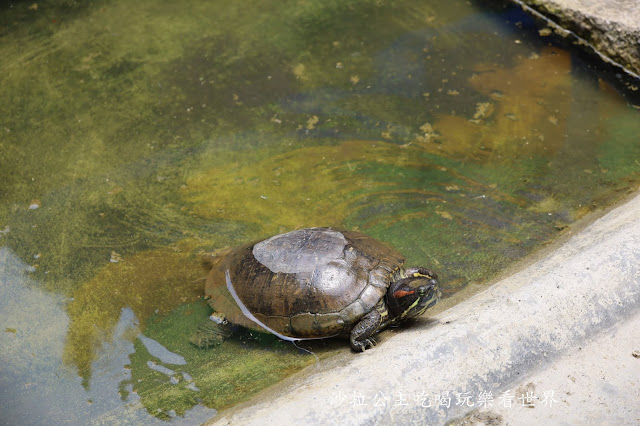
(350, 309), (383, 352)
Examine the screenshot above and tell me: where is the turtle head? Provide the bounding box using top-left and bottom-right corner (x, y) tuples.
(386, 267), (440, 322)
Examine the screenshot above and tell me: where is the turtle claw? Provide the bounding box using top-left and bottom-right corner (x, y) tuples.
(353, 337), (377, 352)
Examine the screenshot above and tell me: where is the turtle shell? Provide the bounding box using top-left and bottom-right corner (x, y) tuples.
(204, 227), (404, 339)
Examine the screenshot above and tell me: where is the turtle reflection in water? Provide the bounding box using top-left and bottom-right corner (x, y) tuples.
(191, 227), (440, 351)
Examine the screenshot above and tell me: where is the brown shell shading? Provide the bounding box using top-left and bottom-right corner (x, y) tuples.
(204, 228), (404, 338)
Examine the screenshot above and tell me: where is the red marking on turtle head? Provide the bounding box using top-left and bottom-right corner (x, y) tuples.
(393, 289), (415, 298)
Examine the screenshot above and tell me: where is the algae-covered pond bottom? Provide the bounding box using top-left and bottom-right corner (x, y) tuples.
(1, 0), (639, 423)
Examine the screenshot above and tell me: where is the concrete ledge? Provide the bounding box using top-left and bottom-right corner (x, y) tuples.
(462, 309), (640, 425)
(212, 191), (640, 425)
(513, 0), (640, 78)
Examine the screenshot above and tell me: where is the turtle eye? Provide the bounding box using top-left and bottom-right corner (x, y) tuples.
(417, 286), (427, 296)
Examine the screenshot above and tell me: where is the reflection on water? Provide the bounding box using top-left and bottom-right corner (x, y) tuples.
(1, 0), (639, 421)
(0, 248), (216, 424)
(63, 239), (206, 389)
(139, 335), (187, 366)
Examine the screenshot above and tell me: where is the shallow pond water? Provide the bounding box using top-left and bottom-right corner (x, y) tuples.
(1, 0), (640, 423)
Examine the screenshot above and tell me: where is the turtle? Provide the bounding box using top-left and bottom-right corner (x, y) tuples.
(191, 227), (440, 351)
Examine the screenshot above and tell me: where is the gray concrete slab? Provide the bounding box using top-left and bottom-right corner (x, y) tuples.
(210, 191), (640, 425)
(513, 0), (640, 77)
(456, 310), (640, 425)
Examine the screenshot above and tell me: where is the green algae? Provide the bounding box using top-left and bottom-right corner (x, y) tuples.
(122, 301), (318, 418)
(63, 239), (209, 388)
(1, 0), (640, 422)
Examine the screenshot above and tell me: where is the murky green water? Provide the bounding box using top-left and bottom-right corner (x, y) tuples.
(1, 0), (639, 422)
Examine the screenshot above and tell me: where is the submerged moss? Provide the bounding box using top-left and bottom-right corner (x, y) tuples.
(429, 47), (573, 161)
(63, 239), (208, 388)
(121, 301), (318, 418)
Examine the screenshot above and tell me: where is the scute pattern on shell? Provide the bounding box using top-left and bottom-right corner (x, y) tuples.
(204, 227), (405, 338)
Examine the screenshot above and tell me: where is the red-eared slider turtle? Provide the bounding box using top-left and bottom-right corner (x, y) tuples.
(191, 227), (440, 351)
